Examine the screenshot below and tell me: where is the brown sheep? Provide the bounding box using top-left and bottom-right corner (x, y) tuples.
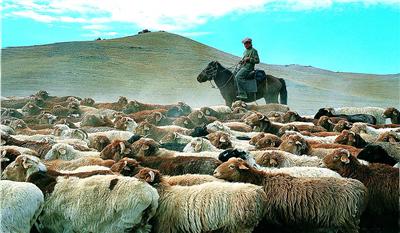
(144, 112), (173, 126)
(89, 135), (111, 152)
(99, 140), (133, 161)
(93, 96), (128, 111)
(207, 131), (232, 149)
(383, 107), (399, 124)
(316, 116), (335, 131)
(1, 148), (21, 169)
(334, 130), (368, 148)
(123, 100), (189, 114)
(80, 114), (114, 127)
(333, 120), (352, 132)
(135, 122), (188, 142)
(80, 98), (95, 106)
(255, 135), (281, 149)
(135, 156), (221, 176)
(128, 109), (168, 123)
(187, 110), (209, 127)
(376, 131), (400, 143)
(213, 157), (367, 233)
(1, 134), (51, 158)
(11, 119), (53, 135)
(131, 138), (160, 157)
(223, 122), (252, 132)
(282, 111), (315, 123)
(172, 116), (196, 129)
(113, 116), (136, 131)
(323, 149), (399, 227)
(249, 133), (269, 145)
(277, 125), (299, 137)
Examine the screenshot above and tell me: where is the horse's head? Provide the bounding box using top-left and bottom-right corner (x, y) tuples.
(197, 61), (219, 83)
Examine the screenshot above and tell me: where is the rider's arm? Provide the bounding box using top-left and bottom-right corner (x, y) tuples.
(249, 50), (260, 64)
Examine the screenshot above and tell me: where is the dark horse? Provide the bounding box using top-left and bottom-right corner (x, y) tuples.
(197, 61), (287, 107)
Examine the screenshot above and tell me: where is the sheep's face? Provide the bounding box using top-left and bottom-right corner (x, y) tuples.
(376, 131), (399, 143)
(174, 117), (195, 129)
(317, 116), (333, 130)
(256, 152), (283, 167)
(282, 111), (300, 123)
(93, 135), (111, 151)
(333, 120), (351, 132)
(213, 158), (249, 182)
(191, 138), (205, 152)
(35, 90), (49, 99)
(249, 133), (265, 145)
(135, 168), (161, 185)
(277, 125), (299, 137)
(135, 122), (153, 136)
(188, 111), (208, 125)
(46, 144), (71, 160)
(11, 120), (27, 129)
(350, 123), (367, 134)
(111, 157), (139, 176)
(123, 100), (141, 114)
(2, 155), (46, 181)
(279, 135), (309, 155)
(21, 102), (41, 115)
(147, 112), (167, 125)
(314, 108), (334, 119)
(80, 98), (95, 106)
(256, 136), (281, 149)
(244, 113), (270, 131)
(383, 107), (399, 118)
(323, 149), (352, 171)
(208, 132), (232, 149)
(231, 100), (247, 109)
(206, 121), (226, 133)
(335, 130), (357, 146)
(159, 132), (177, 144)
(118, 96), (128, 105)
(132, 138), (159, 157)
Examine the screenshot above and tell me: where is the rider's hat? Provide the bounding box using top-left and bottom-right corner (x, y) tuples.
(242, 37), (252, 43)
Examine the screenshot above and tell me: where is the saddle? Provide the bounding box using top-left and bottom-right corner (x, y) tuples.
(245, 69), (267, 82)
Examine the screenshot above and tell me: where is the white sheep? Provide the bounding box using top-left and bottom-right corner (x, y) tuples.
(0, 180), (44, 233)
(88, 130), (134, 145)
(253, 150), (324, 168)
(332, 107), (387, 124)
(258, 166), (342, 178)
(44, 143), (100, 160)
(206, 121), (259, 138)
(284, 130), (337, 144)
(351, 122), (400, 142)
(34, 175), (159, 233)
(183, 137), (222, 153)
(0, 124), (15, 135)
(208, 105), (232, 114)
(141, 170), (267, 233)
(164, 174), (225, 186)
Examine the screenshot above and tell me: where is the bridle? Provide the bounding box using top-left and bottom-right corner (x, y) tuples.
(205, 62), (239, 89)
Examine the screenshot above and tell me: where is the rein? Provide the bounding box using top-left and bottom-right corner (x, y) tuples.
(208, 63), (239, 89)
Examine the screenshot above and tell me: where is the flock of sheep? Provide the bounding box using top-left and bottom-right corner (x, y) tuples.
(0, 90), (399, 233)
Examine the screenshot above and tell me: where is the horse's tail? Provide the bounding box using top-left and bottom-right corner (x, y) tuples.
(279, 78), (287, 105)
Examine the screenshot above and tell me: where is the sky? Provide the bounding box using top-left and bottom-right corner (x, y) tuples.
(2, 0), (400, 74)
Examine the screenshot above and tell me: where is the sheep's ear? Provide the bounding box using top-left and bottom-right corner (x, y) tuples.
(340, 155), (350, 164)
(22, 158), (32, 169)
(393, 111), (398, 115)
(144, 125), (150, 131)
(155, 113), (162, 122)
(219, 137), (226, 143)
(142, 144), (149, 150)
(184, 120), (189, 125)
(146, 171), (155, 182)
(238, 163), (249, 170)
(197, 113), (203, 119)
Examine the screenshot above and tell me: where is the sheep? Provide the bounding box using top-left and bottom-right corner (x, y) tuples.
(113, 116), (138, 131)
(218, 148), (258, 168)
(100, 140), (133, 161)
(383, 107), (399, 124)
(88, 134), (111, 151)
(350, 122), (400, 142)
(258, 166), (341, 178)
(44, 156), (115, 171)
(87, 130), (134, 145)
(232, 100), (289, 114)
(213, 157), (367, 233)
(1, 147), (22, 168)
(254, 134), (282, 149)
(281, 111), (315, 123)
(45, 143), (100, 161)
(135, 155), (221, 175)
(323, 149), (399, 227)
(206, 121), (258, 138)
(0, 180), (44, 233)
(80, 114), (114, 127)
(159, 132), (193, 145)
(357, 142), (400, 166)
(332, 106), (387, 124)
(183, 137), (221, 153)
(376, 131), (400, 143)
(314, 108), (377, 124)
(172, 116), (196, 129)
(11, 119), (54, 135)
(1, 154), (47, 181)
(333, 119), (352, 132)
(135, 122), (188, 141)
(80, 97), (95, 106)
(254, 150), (324, 168)
(0, 124), (16, 135)
(28, 173), (159, 233)
(21, 102), (43, 116)
(53, 124), (88, 140)
(135, 168), (267, 233)
(1, 133), (52, 157)
(93, 96), (128, 111)
(164, 174), (225, 186)
(334, 130), (368, 148)
(207, 131), (232, 149)
(187, 110), (209, 126)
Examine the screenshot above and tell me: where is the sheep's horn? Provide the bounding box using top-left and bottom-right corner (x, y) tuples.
(147, 170), (155, 182)
(119, 142), (125, 154)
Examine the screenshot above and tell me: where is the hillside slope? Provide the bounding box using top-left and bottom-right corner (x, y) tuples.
(2, 32), (398, 114)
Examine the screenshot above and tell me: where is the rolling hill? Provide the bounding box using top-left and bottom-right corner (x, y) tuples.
(1, 31), (399, 114)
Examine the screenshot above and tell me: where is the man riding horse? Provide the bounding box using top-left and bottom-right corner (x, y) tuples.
(235, 37), (259, 100)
